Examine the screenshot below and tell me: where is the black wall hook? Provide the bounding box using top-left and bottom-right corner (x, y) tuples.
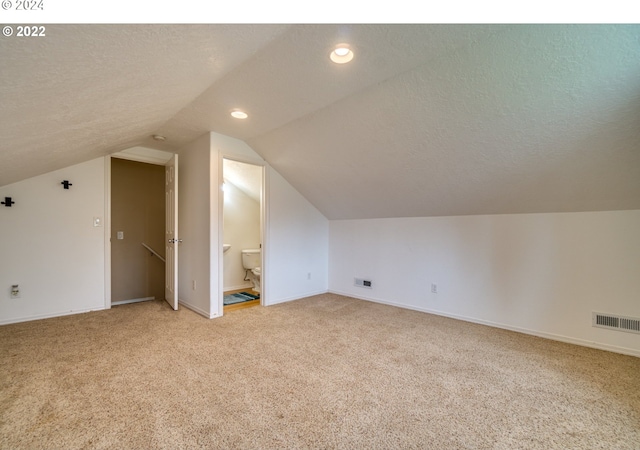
(2, 197), (14, 207)
(61, 180), (73, 189)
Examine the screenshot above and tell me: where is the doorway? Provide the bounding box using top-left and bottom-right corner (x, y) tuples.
(222, 158), (264, 311)
(110, 157), (166, 306)
(108, 147), (177, 310)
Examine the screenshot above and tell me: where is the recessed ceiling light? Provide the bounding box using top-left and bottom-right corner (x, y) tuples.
(334, 47), (350, 56)
(152, 134), (166, 141)
(330, 44), (354, 64)
(231, 110), (248, 119)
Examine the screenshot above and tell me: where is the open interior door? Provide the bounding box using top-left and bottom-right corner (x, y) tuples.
(165, 154), (179, 310)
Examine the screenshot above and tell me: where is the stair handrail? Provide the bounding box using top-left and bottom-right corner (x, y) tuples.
(141, 242), (166, 263)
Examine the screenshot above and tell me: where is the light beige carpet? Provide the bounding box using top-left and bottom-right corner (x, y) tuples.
(1, 293), (639, 449)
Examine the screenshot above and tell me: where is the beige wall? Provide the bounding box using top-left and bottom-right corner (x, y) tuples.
(111, 158), (165, 303)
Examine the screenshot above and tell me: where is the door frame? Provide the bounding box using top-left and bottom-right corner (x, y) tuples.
(104, 151), (177, 310)
(164, 154), (179, 310)
(104, 156), (111, 309)
(218, 154), (267, 316)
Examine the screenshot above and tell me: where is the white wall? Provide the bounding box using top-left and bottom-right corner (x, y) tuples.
(266, 167), (329, 304)
(0, 129), (326, 325)
(211, 132), (329, 311)
(329, 210), (640, 356)
(223, 181), (260, 291)
(177, 132), (329, 318)
(0, 158), (106, 324)
(176, 134), (212, 318)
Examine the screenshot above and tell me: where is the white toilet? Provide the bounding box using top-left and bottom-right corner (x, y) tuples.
(241, 249), (261, 293)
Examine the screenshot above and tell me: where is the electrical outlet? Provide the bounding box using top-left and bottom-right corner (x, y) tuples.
(431, 283), (437, 294)
(192, 280), (197, 290)
(10, 284), (20, 298)
(355, 278), (373, 289)
(307, 272), (311, 280)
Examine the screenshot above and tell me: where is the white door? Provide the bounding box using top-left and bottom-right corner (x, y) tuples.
(165, 154), (179, 310)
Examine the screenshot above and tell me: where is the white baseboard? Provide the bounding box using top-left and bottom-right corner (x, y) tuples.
(0, 306), (106, 326)
(328, 289), (640, 358)
(264, 289), (329, 307)
(179, 299), (211, 319)
(111, 296), (154, 306)
(224, 284), (253, 292)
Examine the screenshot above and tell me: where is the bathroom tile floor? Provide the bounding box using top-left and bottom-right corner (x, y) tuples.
(223, 288), (260, 312)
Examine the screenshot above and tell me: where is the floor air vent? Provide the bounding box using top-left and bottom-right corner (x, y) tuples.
(592, 312), (640, 335)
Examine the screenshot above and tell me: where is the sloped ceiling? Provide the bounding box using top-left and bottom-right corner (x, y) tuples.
(1, 24), (639, 219)
(224, 159), (262, 203)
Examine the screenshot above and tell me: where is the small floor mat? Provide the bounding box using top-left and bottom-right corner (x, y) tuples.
(224, 292), (260, 305)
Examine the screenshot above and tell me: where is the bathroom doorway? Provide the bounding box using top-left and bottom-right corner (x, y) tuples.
(222, 158), (264, 312)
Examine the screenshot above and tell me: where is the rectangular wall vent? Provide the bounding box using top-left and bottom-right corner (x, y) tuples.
(354, 278), (372, 289)
(592, 312), (640, 335)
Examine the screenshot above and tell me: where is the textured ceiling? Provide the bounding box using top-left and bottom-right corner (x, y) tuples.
(0, 25), (289, 186)
(1, 24), (639, 219)
(223, 159), (262, 203)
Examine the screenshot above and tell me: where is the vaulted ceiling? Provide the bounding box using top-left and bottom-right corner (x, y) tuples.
(1, 24), (639, 219)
